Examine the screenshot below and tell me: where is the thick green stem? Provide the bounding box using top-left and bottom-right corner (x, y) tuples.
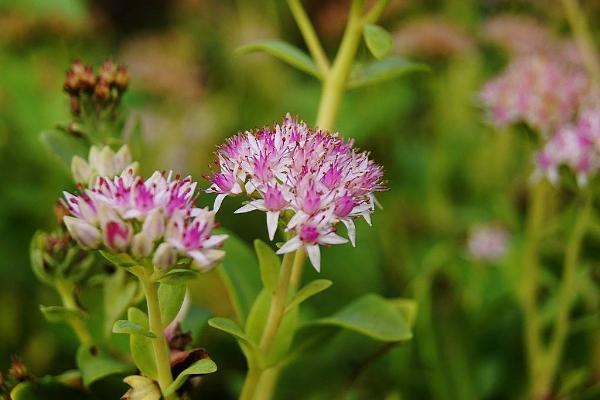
(315, 0), (365, 131)
(288, 0), (330, 75)
(560, 0), (600, 86)
(289, 248), (306, 291)
(55, 279), (93, 346)
(240, 367), (262, 400)
(542, 192), (592, 396)
(520, 181), (547, 398)
(139, 273), (178, 400)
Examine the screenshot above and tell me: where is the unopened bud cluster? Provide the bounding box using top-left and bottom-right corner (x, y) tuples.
(64, 59), (129, 116)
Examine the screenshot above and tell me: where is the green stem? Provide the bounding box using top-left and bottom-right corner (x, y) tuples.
(287, 0), (330, 75)
(55, 279), (93, 346)
(315, 0), (365, 131)
(542, 191), (592, 396)
(289, 247), (306, 291)
(240, 367), (262, 400)
(520, 181), (547, 397)
(560, 0), (600, 86)
(139, 272), (178, 400)
(259, 250), (297, 353)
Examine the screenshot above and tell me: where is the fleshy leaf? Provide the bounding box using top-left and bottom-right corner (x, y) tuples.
(128, 308), (158, 380)
(285, 279), (332, 313)
(76, 345), (131, 387)
(236, 39), (321, 78)
(163, 358), (217, 397)
(156, 269), (200, 285)
(302, 294), (413, 342)
(216, 229), (261, 324)
(254, 240), (280, 292)
(158, 283), (186, 328)
(99, 251), (138, 268)
(181, 305), (212, 344)
(363, 24), (392, 59)
(348, 56), (428, 89)
(40, 129), (87, 168)
(103, 268), (139, 337)
(208, 317), (256, 349)
(112, 320), (156, 338)
(39, 305), (84, 324)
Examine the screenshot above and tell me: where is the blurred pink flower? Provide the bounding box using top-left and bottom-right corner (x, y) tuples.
(468, 225), (510, 263)
(207, 115), (386, 271)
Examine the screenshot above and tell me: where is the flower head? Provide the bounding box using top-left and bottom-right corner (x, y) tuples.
(207, 114), (386, 271)
(534, 103), (600, 186)
(480, 55), (590, 134)
(467, 225), (510, 263)
(62, 168), (226, 270)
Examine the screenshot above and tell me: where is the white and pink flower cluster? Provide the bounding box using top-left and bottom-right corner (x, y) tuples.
(207, 115), (386, 271)
(535, 104), (600, 186)
(467, 225), (510, 263)
(63, 168), (227, 270)
(480, 55), (589, 134)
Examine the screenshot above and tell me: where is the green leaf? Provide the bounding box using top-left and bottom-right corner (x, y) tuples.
(40, 129), (87, 168)
(217, 229), (261, 324)
(348, 56), (428, 89)
(302, 294), (413, 342)
(181, 305), (212, 344)
(363, 24), (392, 59)
(390, 298), (418, 327)
(128, 308), (158, 380)
(112, 320), (156, 338)
(157, 268), (200, 285)
(245, 289), (271, 342)
(285, 279), (332, 313)
(103, 268), (139, 337)
(254, 240), (280, 292)
(163, 358), (217, 397)
(236, 39), (321, 79)
(99, 251), (138, 269)
(158, 283), (186, 328)
(208, 317), (256, 349)
(12, 379), (92, 400)
(76, 345), (131, 387)
(39, 305), (84, 324)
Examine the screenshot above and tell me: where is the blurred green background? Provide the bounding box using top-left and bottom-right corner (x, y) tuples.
(2, 0), (600, 398)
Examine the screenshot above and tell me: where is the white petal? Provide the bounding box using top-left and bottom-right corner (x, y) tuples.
(202, 234), (229, 248)
(342, 219), (356, 247)
(306, 245), (321, 272)
(276, 236), (302, 254)
(235, 203), (258, 214)
(266, 211), (280, 241)
(213, 194), (227, 212)
(287, 211), (308, 229)
(362, 212), (372, 226)
(320, 233), (348, 245)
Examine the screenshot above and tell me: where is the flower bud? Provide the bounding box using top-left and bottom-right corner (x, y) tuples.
(103, 220), (133, 252)
(97, 146), (116, 177)
(99, 59), (117, 85)
(131, 232), (153, 258)
(64, 216), (101, 250)
(153, 243), (176, 270)
(114, 65), (129, 92)
(71, 155), (92, 184)
(142, 209), (165, 241)
(94, 79), (111, 102)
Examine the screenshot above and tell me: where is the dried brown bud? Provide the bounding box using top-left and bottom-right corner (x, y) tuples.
(80, 65), (96, 92)
(94, 79), (111, 101)
(69, 95), (80, 115)
(9, 357), (28, 382)
(63, 70), (79, 94)
(54, 200), (70, 225)
(114, 65), (129, 92)
(99, 59), (117, 85)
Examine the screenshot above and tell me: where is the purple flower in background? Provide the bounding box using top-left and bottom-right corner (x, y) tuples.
(207, 114), (386, 271)
(480, 55), (589, 134)
(62, 168), (226, 270)
(468, 225), (510, 263)
(534, 104), (600, 186)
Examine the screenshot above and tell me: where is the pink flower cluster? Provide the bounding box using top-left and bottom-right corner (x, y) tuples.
(480, 55), (589, 134)
(535, 104), (600, 186)
(62, 168), (227, 270)
(207, 115), (386, 271)
(467, 225), (510, 263)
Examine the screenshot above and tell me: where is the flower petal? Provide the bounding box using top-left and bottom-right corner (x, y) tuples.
(276, 236), (302, 254)
(266, 211), (280, 241)
(306, 244), (321, 272)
